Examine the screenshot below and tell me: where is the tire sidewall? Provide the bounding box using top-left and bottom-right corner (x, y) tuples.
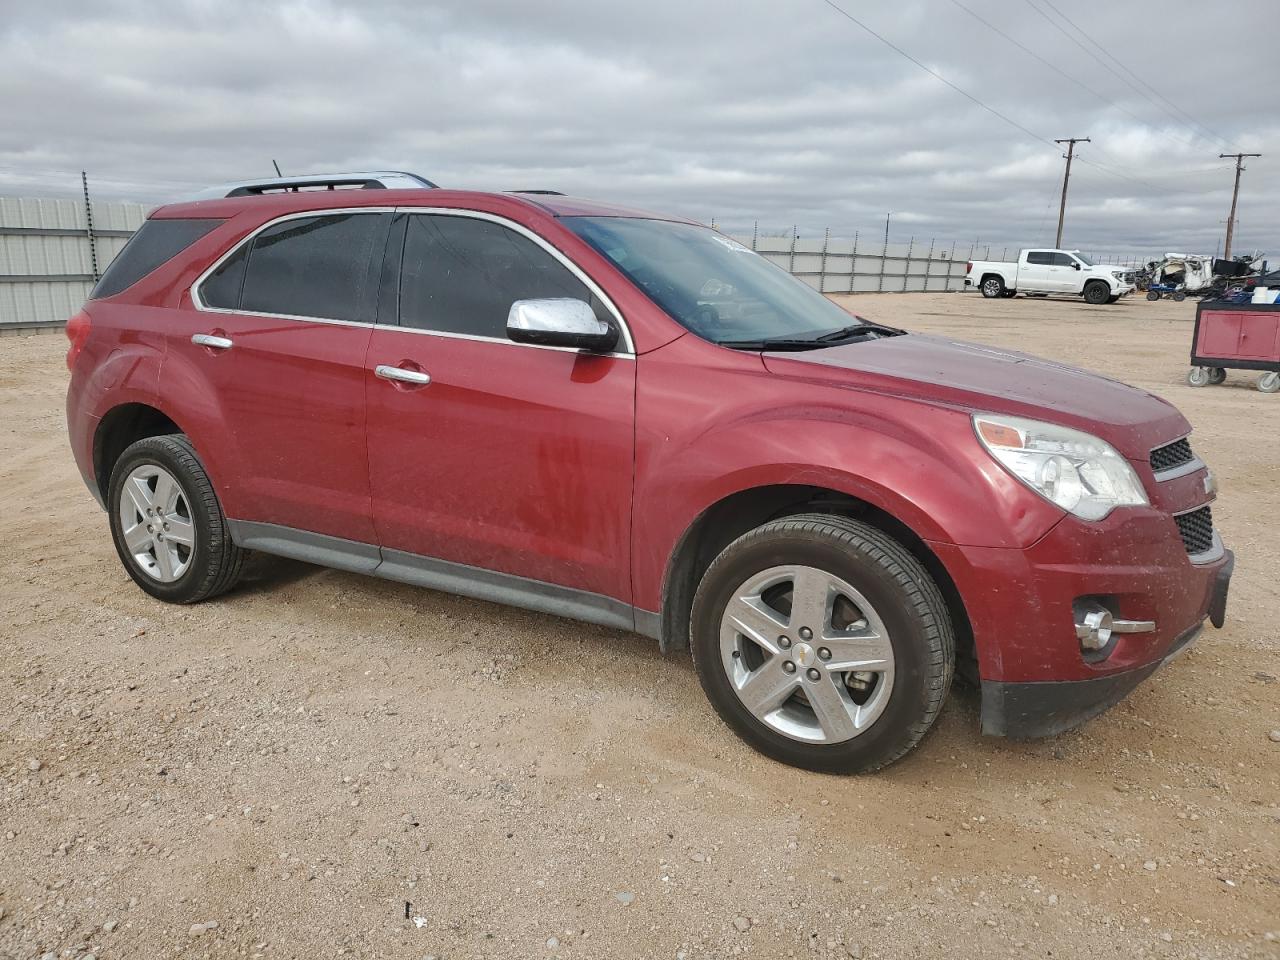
(691, 529), (936, 773)
(981, 277), (1002, 298)
(107, 438), (217, 602)
(1084, 281), (1109, 304)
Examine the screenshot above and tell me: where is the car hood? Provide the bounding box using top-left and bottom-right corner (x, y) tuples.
(761, 333), (1188, 459)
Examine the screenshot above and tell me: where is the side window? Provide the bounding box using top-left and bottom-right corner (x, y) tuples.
(234, 213), (387, 322)
(1052, 253), (1078, 267)
(200, 243), (248, 310)
(1025, 251), (1053, 266)
(399, 214), (601, 337)
(91, 218), (223, 300)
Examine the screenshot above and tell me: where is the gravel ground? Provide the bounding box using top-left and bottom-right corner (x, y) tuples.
(1, 291), (1277, 960)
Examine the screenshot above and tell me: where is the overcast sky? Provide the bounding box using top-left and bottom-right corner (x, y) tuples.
(2, 0), (1276, 259)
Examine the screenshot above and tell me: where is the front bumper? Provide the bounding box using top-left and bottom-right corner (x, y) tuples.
(979, 550), (1232, 738)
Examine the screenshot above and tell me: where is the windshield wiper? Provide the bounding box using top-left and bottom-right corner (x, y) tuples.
(815, 322), (904, 342)
(719, 323), (906, 351)
(717, 337), (835, 351)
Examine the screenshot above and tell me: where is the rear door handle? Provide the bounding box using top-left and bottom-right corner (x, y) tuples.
(192, 333), (233, 350)
(375, 364), (431, 386)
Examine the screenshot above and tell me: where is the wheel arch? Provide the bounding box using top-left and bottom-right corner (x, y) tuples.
(656, 483), (975, 676)
(93, 402), (186, 503)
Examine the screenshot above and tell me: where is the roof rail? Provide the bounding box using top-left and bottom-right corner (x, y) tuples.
(189, 171), (437, 200)
(508, 189), (565, 196)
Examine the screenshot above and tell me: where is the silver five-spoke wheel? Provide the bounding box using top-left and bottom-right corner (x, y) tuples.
(117, 464), (196, 582)
(719, 564), (894, 744)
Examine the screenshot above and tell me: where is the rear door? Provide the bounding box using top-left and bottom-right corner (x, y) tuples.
(163, 210), (390, 543)
(364, 210), (636, 606)
(1020, 251), (1059, 291)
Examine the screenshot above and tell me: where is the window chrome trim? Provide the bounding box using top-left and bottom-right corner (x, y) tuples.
(189, 205), (636, 356)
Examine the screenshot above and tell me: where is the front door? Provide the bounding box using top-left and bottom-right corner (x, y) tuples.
(164, 210), (390, 543)
(364, 211), (636, 606)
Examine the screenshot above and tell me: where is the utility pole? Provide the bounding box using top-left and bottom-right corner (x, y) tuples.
(1218, 152), (1261, 260)
(1054, 138), (1090, 248)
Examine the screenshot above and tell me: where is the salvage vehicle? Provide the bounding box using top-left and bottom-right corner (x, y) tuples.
(65, 173), (1232, 773)
(966, 249), (1133, 304)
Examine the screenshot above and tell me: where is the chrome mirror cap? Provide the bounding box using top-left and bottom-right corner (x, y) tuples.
(506, 298), (618, 352)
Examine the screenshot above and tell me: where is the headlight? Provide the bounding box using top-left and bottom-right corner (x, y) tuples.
(973, 413), (1148, 520)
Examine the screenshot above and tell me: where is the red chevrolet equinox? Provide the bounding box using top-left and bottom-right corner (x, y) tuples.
(65, 173), (1233, 773)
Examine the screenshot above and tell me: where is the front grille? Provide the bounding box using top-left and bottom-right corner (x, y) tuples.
(1151, 437), (1194, 473)
(1175, 505), (1214, 555)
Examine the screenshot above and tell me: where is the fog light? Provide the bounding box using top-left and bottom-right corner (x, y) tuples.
(1074, 599), (1157, 654)
(1075, 602), (1113, 650)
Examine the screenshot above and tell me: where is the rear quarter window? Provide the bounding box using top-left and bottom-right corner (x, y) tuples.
(90, 218), (223, 299)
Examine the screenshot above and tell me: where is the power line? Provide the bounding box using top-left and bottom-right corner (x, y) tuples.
(818, 0), (1053, 149)
(946, 0), (1202, 153)
(820, 0), (1166, 192)
(1024, 0), (1233, 150)
(1037, 0), (1235, 150)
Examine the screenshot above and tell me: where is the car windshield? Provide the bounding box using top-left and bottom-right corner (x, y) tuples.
(564, 217), (873, 346)
(1074, 252), (1095, 266)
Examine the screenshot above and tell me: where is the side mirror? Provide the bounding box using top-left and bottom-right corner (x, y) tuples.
(506, 298), (618, 353)
(1071, 262), (1081, 270)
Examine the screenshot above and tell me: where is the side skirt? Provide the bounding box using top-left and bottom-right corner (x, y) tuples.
(227, 520), (662, 641)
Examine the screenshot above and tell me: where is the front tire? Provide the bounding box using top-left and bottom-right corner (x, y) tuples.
(690, 515), (953, 774)
(1146, 290), (1160, 301)
(1258, 371), (1280, 394)
(108, 434), (246, 603)
(1083, 281), (1110, 305)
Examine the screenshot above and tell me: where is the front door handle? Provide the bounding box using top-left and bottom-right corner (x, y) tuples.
(192, 333), (233, 350)
(375, 364), (432, 386)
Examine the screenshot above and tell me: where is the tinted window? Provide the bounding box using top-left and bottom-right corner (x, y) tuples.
(1025, 251), (1053, 265)
(565, 216), (862, 344)
(199, 243), (248, 310)
(399, 214), (596, 337)
(91, 218), (222, 299)
(1052, 253), (1078, 267)
(239, 213), (386, 322)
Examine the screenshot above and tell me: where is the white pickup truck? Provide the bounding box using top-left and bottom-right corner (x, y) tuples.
(965, 249), (1134, 305)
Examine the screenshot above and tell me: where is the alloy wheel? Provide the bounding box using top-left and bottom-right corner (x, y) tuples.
(117, 464), (196, 582)
(718, 564), (895, 744)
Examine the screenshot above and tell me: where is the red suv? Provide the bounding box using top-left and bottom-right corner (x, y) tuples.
(65, 173), (1233, 772)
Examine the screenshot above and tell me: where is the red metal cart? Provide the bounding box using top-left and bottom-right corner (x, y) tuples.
(1187, 301), (1280, 393)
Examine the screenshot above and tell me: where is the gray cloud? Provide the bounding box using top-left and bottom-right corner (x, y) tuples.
(2, 0), (1276, 260)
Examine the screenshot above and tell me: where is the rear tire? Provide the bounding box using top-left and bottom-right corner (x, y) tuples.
(980, 276), (1004, 299)
(108, 434), (246, 604)
(1258, 372), (1280, 394)
(1146, 290), (1160, 301)
(690, 514), (953, 774)
(1173, 290), (1187, 302)
(1083, 281), (1110, 305)
(1209, 367), (1227, 385)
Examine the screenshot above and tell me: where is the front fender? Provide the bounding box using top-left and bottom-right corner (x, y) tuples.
(631, 365), (1063, 611)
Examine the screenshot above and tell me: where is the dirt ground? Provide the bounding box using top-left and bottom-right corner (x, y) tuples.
(1, 291), (1277, 960)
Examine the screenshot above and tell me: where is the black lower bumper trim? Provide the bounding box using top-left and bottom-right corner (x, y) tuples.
(980, 622), (1203, 739)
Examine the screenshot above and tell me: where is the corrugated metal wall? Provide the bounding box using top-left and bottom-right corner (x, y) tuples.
(732, 234), (968, 293)
(0, 196), (146, 328)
